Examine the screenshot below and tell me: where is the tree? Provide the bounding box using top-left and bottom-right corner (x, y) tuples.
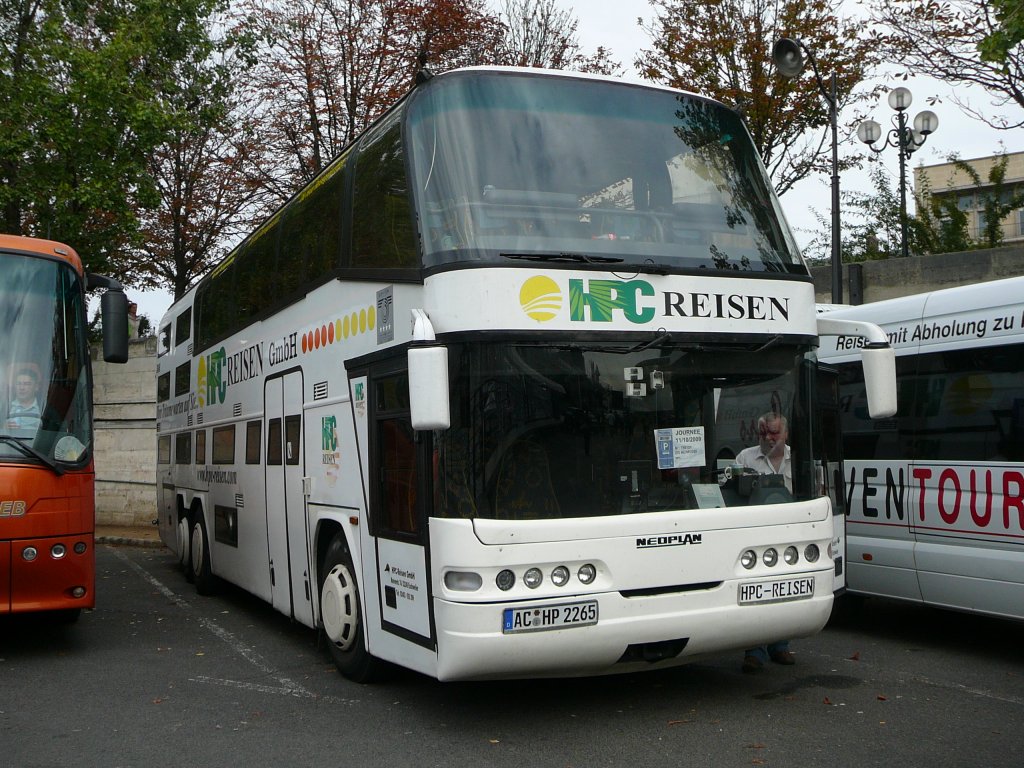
(0, 0), (224, 278)
(637, 0), (882, 196)
(492, 0), (620, 74)
(911, 171), (972, 255)
(234, 0), (504, 204)
(871, 0), (1024, 130)
(133, 26), (268, 300)
(804, 165), (903, 263)
(979, 0), (1024, 64)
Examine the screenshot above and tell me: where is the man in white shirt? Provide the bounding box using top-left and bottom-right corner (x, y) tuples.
(6, 367), (42, 433)
(736, 412), (792, 492)
(737, 411), (795, 672)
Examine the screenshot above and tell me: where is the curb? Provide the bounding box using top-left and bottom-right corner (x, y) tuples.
(96, 535), (167, 549)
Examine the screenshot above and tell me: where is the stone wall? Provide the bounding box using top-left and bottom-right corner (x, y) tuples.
(810, 243), (1024, 305)
(92, 336), (158, 527)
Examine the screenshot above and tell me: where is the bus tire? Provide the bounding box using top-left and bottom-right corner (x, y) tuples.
(190, 512), (215, 596)
(319, 533), (382, 683)
(54, 608), (81, 624)
(178, 515), (193, 582)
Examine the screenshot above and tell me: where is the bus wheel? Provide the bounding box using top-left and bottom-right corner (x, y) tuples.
(54, 608), (81, 624)
(190, 513), (215, 596)
(177, 516), (193, 582)
(319, 533), (382, 683)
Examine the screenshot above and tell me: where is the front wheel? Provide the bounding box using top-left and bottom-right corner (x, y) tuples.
(319, 533), (383, 683)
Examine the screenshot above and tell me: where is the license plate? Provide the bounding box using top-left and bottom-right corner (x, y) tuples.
(738, 576), (815, 605)
(502, 601), (598, 634)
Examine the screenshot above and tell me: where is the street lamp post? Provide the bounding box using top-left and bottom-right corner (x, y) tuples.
(772, 37), (842, 304)
(856, 88), (939, 259)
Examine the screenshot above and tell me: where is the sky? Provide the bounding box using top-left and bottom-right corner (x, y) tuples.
(130, 0), (1020, 326)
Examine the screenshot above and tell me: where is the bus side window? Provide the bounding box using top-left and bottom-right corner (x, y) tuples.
(352, 111), (417, 270)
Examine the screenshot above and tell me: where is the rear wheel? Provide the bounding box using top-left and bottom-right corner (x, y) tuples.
(177, 515), (193, 583)
(190, 512), (215, 595)
(319, 533), (382, 682)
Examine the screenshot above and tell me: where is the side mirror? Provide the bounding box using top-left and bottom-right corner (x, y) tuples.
(101, 290), (129, 363)
(408, 345), (450, 430)
(861, 344), (897, 419)
(817, 316), (897, 419)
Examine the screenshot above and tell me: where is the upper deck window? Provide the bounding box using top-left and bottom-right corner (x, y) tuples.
(407, 72), (804, 275)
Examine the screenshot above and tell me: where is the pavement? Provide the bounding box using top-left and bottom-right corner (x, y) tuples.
(95, 523), (166, 548)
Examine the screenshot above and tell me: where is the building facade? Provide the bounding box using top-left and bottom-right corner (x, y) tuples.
(914, 150), (1024, 245)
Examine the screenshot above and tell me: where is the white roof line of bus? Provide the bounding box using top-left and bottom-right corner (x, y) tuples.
(440, 65), (710, 104)
(824, 275), (1024, 317)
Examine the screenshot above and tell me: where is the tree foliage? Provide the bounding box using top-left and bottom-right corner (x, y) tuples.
(0, 0), (223, 277)
(979, 0), (1024, 63)
(871, 0), (1024, 130)
(493, 0), (620, 74)
(233, 0), (504, 204)
(636, 0), (881, 196)
(133, 23), (266, 300)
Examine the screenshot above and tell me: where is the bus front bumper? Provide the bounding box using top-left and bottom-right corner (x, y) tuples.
(432, 572), (833, 681)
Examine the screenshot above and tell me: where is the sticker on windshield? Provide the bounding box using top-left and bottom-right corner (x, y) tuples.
(654, 426), (705, 469)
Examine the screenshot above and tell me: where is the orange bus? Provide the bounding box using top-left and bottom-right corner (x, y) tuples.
(1, 234), (128, 621)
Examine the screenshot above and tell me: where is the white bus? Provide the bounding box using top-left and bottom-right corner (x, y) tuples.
(156, 67), (895, 681)
(819, 276), (1024, 620)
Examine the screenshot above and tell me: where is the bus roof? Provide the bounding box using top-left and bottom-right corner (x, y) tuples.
(0, 233), (84, 275)
(819, 275), (1024, 360)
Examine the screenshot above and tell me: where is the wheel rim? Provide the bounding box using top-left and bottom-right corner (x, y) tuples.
(190, 521), (204, 576)
(321, 563), (358, 651)
(177, 518), (189, 566)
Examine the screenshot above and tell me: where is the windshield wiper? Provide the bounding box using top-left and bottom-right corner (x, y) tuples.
(0, 435), (63, 476)
(502, 252), (624, 264)
(628, 330), (673, 353)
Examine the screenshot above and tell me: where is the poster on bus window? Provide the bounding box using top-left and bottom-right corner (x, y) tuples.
(654, 426), (705, 469)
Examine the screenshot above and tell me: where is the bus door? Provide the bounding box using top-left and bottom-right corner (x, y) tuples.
(817, 364), (847, 592)
(359, 363), (434, 653)
(264, 369), (313, 625)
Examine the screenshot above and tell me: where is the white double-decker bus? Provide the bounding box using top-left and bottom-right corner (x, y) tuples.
(819, 277), (1024, 620)
(156, 67), (895, 681)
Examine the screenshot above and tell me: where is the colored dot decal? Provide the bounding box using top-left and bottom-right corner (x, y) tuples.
(335, 319), (342, 341)
(368, 306), (376, 329)
(343, 315), (350, 338)
(301, 334), (308, 353)
(359, 309), (366, 333)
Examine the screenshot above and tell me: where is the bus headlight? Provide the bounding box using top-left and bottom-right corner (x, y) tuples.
(73, 541), (87, 554)
(551, 565), (570, 587)
(740, 550), (757, 569)
(51, 543), (67, 559)
(763, 548), (778, 567)
(784, 546), (799, 565)
(495, 569), (516, 591)
(804, 544), (820, 563)
(577, 563), (597, 584)
(523, 568), (543, 589)
(22, 546), (38, 561)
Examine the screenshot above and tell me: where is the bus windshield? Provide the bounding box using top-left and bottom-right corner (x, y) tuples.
(434, 340), (819, 520)
(0, 253), (91, 465)
(408, 71), (804, 274)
